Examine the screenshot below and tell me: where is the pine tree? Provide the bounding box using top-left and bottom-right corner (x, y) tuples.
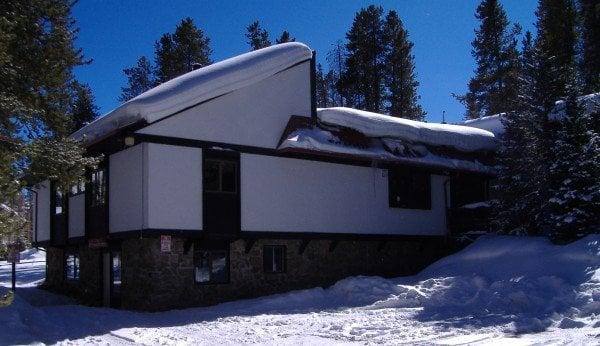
(339, 5), (386, 112)
(579, 0), (600, 93)
(246, 21), (271, 50)
(70, 82), (99, 131)
(544, 81), (600, 240)
(315, 63), (330, 107)
(119, 56), (155, 102)
(276, 31), (295, 44)
(326, 40), (346, 106)
(493, 32), (540, 235)
(534, 0), (577, 111)
(458, 0), (521, 119)
(155, 18), (212, 83)
(382, 10), (425, 120)
(0, 0), (99, 238)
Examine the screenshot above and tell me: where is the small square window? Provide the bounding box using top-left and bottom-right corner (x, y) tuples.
(388, 168), (431, 210)
(65, 253), (80, 281)
(193, 243), (229, 284)
(263, 245), (286, 273)
(203, 159), (237, 193)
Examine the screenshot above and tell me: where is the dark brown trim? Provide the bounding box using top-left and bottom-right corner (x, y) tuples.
(104, 228), (446, 242)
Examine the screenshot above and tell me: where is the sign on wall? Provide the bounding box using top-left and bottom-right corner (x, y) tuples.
(160, 235), (171, 253)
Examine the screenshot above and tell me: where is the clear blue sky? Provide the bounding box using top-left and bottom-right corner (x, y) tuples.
(72, 0), (538, 124)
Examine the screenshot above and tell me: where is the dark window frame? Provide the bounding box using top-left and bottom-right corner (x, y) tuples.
(203, 159), (238, 194)
(193, 242), (230, 285)
(69, 180), (86, 197)
(90, 168), (106, 207)
(64, 251), (80, 281)
(263, 245), (287, 274)
(54, 187), (65, 215)
(388, 168), (432, 210)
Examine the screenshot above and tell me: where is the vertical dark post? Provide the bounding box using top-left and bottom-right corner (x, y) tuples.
(11, 262), (16, 292)
(310, 50), (317, 120)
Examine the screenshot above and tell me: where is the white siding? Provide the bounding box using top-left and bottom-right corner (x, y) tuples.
(68, 194), (85, 238)
(145, 143), (202, 230)
(35, 180), (51, 242)
(109, 144), (145, 233)
(136, 62), (311, 149)
(241, 154), (448, 236)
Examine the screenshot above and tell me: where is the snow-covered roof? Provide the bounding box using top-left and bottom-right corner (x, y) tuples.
(317, 108), (498, 152)
(72, 42), (313, 145)
(463, 114), (505, 136)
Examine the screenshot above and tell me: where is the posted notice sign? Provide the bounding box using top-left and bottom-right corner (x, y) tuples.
(161, 235), (172, 253)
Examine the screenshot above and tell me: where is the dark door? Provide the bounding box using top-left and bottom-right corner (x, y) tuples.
(203, 150), (240, 235)
(86, 167), (108, 240)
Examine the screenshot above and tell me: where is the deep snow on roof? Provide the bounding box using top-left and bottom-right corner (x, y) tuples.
(72, 42), (313, 144)
(463, 114), (505, 136)
(318, 107), (498, 152)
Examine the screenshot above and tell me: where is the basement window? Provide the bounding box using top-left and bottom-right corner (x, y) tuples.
(65, 253), (80, 281)
(194, 242), (229, 284)
(388, 168), (431, 210)
(263, 245), (286, 273)
(91, 169), (106, 206)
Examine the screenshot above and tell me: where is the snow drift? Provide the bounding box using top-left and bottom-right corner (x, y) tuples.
(2, 235), (599, 344)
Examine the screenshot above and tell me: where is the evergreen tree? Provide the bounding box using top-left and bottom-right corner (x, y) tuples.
(315, 63), (330, 107)
(545, 85), (600, 240)
(155, 18), (212, 83)
(246, 21), (271, 50)
(493, 32), (541, 235)
(119, 56), (155, 102)
(70, 82), (99, 131)
(382, 10), (425, 120)
(0, 0), (99, 238)
(326, 40), (346, 106)
(276, 31), (295, 44)
(579, 0), (600, 93)
(534, 0), (577, 111)
(457, 0), (521, 119)
(339, 5), (386, 112)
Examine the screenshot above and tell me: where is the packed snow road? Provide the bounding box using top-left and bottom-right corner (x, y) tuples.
(1, 235), (599, 345)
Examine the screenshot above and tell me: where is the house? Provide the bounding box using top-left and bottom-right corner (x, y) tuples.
(30, 42), (498, 310)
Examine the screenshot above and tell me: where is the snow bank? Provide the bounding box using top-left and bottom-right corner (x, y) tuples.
(72, 42), (313, 144)
(318, 107), (498, 152)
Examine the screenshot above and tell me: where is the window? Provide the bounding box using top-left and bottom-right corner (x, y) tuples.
(263, 245), (286, 273)
(204, 160), (237, 193)
(194, 242), (229, 284)
(112, 251), (121, 296)
(70, 180), (86, 196)
(65, 253), (80, 280)
(91, 169), (106, 206)
(54, 188), (65, 215)
(388, 168), (431, 210)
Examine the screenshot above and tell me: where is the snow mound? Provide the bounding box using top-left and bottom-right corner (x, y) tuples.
(73, 42), (313, 144)
(318, 107), (498, 152)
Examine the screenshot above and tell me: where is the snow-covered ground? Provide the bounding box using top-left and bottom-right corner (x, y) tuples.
(1, 235), (599, 345)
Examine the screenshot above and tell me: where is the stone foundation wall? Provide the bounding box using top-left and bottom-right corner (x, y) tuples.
(120, 236), (448, 311)
(44, 245), (103, 306)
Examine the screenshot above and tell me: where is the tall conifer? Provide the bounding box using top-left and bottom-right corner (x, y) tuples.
(382, 11), (425, 120)
(119, 56), (155, 102)
(579, 0), (600, 93)
(246, 21), (271, 50)
(458, 0), (521, 119)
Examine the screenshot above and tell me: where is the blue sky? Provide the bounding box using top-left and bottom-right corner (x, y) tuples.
(72, 0), (538, 124)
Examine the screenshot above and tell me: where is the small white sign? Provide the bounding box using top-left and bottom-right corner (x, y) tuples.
(160, 235), (172, 253)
